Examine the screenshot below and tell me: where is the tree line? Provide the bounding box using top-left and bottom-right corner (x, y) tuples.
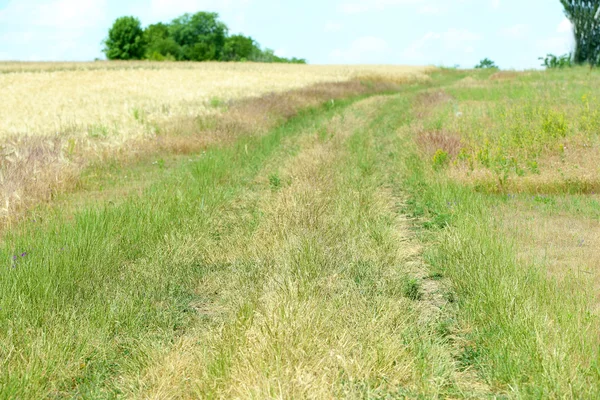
(103, 12), (306, 63)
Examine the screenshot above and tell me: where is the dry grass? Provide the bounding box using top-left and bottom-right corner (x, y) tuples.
(445, 140), (600, 194)
(416, 130), (463, 158)
(0, 63), (432, 229)
(501, 207), (600, 305)
(412, 90), (454, 119)
(488, 71), (527, 81)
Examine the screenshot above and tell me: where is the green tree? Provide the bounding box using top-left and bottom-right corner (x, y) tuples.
(475, 58), (498, 69)
(222, 35), (260, 61)
(143, 23), (181, 60)
(168, 12), (228, 61)
(560, 0), (600, 65)
(104, 16), (145, 60)
(252, 47), (307, 64)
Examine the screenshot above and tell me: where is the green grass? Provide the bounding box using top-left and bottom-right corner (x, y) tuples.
(3, 68), (600, 398)
(0, 98), (368, 397)
(402, 160), (600, 397)
(400, 67), (600, 397)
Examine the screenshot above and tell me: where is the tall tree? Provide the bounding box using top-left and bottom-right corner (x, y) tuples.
(104, 16), (145, 60)
(560, 0), (600, 65)
(168, 12), (228, 61)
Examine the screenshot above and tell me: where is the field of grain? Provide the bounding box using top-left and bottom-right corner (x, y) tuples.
(0, 62), (430, 139)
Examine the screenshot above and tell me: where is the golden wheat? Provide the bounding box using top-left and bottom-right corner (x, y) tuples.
(0, 62), (431, 140)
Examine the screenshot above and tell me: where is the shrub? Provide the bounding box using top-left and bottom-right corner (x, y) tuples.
(539, 53), (573, 69)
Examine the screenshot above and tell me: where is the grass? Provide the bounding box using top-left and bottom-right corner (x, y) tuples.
(1, 98), (341, 397)
(2, 65), (600, 398)
(402, 67), (600, 397)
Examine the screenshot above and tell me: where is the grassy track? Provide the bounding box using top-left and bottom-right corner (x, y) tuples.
(2, 69), (600, 398)
(120, 95), (486, 398)
(0, 97), (360, 396)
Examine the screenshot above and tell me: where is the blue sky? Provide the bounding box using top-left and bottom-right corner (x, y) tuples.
(0, 0), (573, 69)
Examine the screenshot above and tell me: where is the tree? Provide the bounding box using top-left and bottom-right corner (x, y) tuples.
(560, 0), (600, 65)
(222, 35), (260, 61)
(168, 12), (228, 61)
(474, 58), (498, 69)
(143, 23), (181, 60)
(102, 11), (306, 63)
(104, 16), (145, 60)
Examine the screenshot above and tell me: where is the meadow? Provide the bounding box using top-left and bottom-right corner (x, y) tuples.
(1, 63), (600, 398)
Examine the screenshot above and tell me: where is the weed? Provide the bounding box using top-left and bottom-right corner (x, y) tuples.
(87, 124), (109, 138)
(432, 149), (450, 170)
(268, 173), (281, 190)
(403, 277), (423, 301)
(392, 67), (600, 397)
(132, 107), (144, 122)
(458, 345), (481, 370)
(209, 97), (225, 108)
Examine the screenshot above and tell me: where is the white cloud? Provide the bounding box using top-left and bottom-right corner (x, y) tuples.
(491, 0), (500, 9)
(538, 36), (572, 56)
(557, 18), (573, 34)
(418, 5), (445, 14)
(536, 18), (574, 57)
(0, 0), (108, 29)
(330, 36), (389, 63)
(0, 0), (109, 60)
(338, 0), (422, 14)
(500, 24), (530, 39)
(149, 0), (250, 21)
(324, 21), (343, 32)
(403, 28), (482, 60)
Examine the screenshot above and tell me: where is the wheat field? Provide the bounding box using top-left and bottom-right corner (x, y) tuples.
(0, 62), (430, 140)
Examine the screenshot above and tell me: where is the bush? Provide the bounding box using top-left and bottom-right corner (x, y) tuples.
(539, 53), (573, 69)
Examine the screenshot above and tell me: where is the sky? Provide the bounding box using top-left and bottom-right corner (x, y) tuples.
(0, 0), (574, 69)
